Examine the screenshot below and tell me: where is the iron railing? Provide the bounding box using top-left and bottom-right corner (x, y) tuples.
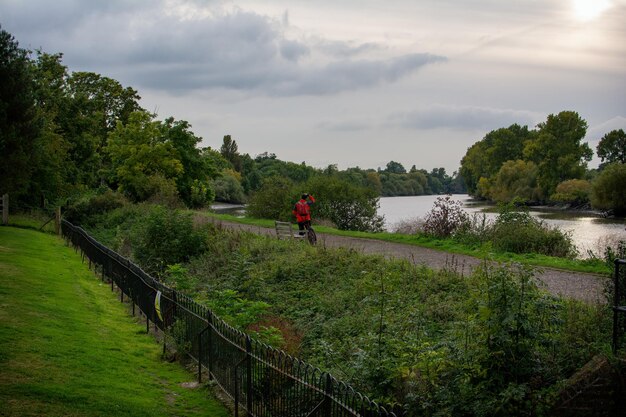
(613, 258), (626, 354)
(61, 219), (402, 417)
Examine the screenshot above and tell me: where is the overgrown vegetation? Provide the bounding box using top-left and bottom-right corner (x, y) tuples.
(75, 204), (613, 416)
(402, 196), (578, 259)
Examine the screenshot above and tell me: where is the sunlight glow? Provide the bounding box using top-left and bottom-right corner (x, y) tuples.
(572, 0), (612, 21)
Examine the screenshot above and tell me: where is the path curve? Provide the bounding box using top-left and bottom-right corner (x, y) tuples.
(210, 219), (608, 304)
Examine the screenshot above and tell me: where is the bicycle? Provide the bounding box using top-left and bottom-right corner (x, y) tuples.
(297, 220), (317, 245)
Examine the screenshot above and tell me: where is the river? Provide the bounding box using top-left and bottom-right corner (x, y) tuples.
(379, 194), (626, 258)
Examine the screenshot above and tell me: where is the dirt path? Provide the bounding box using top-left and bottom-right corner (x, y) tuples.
(212, 219), (609, 304)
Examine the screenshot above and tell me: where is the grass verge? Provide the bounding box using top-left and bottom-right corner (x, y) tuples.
(205, 212), (610, 275)
(0, 226), (230, 417)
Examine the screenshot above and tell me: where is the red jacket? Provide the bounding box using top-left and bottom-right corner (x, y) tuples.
(293, 196), (315, 223)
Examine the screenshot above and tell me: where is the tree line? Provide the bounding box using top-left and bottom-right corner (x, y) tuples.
(459, 112), (626, 215)
(1, 25), (462, 221)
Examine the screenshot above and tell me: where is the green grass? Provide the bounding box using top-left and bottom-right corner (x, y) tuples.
(205, 212), (610, 275)
(0, 226), (231, 417)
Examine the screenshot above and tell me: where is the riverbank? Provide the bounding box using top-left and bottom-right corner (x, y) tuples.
(204, 214), (609, 304)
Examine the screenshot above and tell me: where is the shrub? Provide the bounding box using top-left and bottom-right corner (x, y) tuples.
(212, 170), (246, 204)
(591, 162), (626, 215)
(491, 204), (576, 258)
(131, 205), (209, 275)
(306, 175), (385, 232)
(421, 195), (469, 238)
(551, 179), (591, 206)
(65, 188), (128, 225)
(246, 176), (295, 221)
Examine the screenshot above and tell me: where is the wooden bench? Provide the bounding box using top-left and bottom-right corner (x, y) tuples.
(274, 221), (304, 240)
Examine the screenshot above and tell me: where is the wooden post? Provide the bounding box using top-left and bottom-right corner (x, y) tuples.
(2, 194), (8, 225)
(54, 206), (61, 235)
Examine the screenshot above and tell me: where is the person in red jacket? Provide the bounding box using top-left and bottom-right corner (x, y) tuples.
(293, 193), (315, 236)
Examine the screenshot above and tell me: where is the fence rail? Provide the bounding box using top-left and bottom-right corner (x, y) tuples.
(61, 219), (402, 417)
(613, 258), (626, 353)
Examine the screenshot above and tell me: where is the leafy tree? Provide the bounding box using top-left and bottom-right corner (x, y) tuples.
(551, 179), (591, 206)
(212, 169), (246, 204)
(596, 129), (626, 165)
(489, 160), (540, 203)
(161, 117), (216, 207)
(385, 160), (406, 174)
(523, 111), (592, 198)
(0, 26), (39, 196)
(246, 176), (295, 221)
(460, 124), (530, 196)
(591, 162), (626, 215)
(306, 176), (384, 232)
(106, 111), (183, 201)
(220, 134), (241, 171)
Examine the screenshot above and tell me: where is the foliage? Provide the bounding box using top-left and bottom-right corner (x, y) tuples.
(306, 175), (385, 232)
(460, 124), (531, 197)
(246, 175), (295, 222)
(489, 160), (541, 203)
(0, 26), (39, 197)
(220, 134), (241, 171)
(491, 203), (577, 258)
(161, 117), (217, 207)
(596, 129), (626, 165)
(550, 179), (591, 206)
(130, 205), (209, 275)
(64, 188), (128, 225)
(106, 111), (184, 202)
(212, 169), (246, 204)
(421, 195), (469, 238)
(523, 111), (592, 198)
(590, 162), (626, 215)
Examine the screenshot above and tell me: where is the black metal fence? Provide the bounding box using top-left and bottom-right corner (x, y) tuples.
(613, 258), (626, 354)
(61, 219), (402, 417)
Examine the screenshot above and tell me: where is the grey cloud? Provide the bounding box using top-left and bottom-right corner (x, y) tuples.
(0, 1), (446, 96)
(387, 105), (540, 130)
(280, 39), (310, 61)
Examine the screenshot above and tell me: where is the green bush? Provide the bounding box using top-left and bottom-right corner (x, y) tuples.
(490, 204), (577, 258)
(131, 205), (209, 275)
(421, 195), (469, 238)
(591, 162), (626, 215)
(306, 175), (384, 232)
(246, 176), (295, 222)
(65, 188), (128, 225)
(212, 171), (246, 204)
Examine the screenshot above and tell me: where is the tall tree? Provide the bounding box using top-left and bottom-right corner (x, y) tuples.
(161, 117), (216, 206)
(105, 111), (183, 201)
(459, 124), (530, 197)
(220, 135), (241, 171)
(0, 27), (39, 196)
(596, 129), (626, 166)
(523, 111), (592, 198)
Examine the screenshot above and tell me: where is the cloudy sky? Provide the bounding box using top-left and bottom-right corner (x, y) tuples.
(2, 0), (625, 173)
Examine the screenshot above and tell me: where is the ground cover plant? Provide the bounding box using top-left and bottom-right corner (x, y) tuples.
(0, 226), (230, 417)
(76, 204), (613, 416)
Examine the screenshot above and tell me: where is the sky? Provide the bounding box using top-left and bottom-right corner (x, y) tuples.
(1, 0), (625, 173)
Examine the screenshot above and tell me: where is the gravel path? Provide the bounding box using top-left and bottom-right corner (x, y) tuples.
(211, 219), (609, 304)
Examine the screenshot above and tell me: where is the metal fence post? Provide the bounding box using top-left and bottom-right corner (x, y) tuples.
(246, 336), (253, 415)
(2, 194), (8, 225)
(323, 373), (333, 416)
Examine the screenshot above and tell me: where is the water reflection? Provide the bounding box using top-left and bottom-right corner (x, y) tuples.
(379, 194), (626, 258)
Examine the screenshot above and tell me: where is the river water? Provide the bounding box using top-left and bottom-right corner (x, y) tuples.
(379, 194), (626, 257)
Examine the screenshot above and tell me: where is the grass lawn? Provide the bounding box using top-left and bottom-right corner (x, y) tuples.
(0, 226), (231, 417)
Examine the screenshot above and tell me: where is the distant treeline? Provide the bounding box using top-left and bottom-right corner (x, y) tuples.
(1, 25), (463, 217)
(459, 113), (625, 214)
